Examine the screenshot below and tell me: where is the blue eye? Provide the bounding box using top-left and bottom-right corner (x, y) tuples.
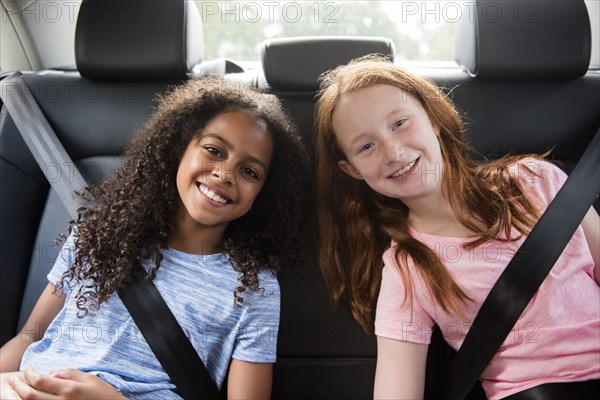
(358, 143), (374, 153)
(392, 119), (406, 131)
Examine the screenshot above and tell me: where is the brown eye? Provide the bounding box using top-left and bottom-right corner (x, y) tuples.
(240, 166), (260, 180)
(204, 146), (223, 158)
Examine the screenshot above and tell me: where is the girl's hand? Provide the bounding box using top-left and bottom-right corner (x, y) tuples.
(1, 372), (25, 399)
(8, 368), (126, 399)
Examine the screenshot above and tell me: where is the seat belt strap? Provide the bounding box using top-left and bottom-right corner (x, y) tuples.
(443, 129), (600, 400)
(118, 267), (224, 400)
(0, 72), (89, 219)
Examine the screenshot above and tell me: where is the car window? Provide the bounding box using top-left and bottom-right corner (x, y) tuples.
(198, 0), (600, 68)
(198, 0), (456, 63)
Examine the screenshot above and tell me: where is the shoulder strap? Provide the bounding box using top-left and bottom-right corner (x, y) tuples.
(117, 268), (223, 400)
(443, 130), (600, 400)
(0, 72), (89, 218)
(1, 72), (222, 399)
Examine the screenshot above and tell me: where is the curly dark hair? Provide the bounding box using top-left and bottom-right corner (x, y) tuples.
(59, 78), (308, 315)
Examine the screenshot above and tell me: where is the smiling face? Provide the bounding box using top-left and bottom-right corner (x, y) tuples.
(175, 110), (273, 235)
(333, 84), (444, 205)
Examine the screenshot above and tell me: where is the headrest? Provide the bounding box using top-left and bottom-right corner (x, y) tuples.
(455, 0), (591, 79)
(260, 36), (395, 91)
(75, 0), (203, 80)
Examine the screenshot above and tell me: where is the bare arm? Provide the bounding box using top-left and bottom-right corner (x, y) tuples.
(374, 336), (429, 400)
(0, 283), (65, 372)
(226, 359), (272, 400)
(581, 206), (600, 284)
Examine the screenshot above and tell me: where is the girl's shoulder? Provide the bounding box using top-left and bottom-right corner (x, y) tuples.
(483, 155), (565, 191)
(508, 157), (568, 204)
(47, 225), (81, 288)
(257, 267), (281, 295)
(236, 268), (280, 310)
(383, 241), (417, 273)
(56, 225), (81, 259)
(507, 156), (564, 179)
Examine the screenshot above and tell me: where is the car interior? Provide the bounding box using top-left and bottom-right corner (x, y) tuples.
(1, 0), (598, 398)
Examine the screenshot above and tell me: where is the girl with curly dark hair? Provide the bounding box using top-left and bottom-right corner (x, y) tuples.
(0, 78), (308, 399)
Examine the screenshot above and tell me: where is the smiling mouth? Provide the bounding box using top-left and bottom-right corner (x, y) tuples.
(197, 183), (231, 204)
(390, 158), (419, 178)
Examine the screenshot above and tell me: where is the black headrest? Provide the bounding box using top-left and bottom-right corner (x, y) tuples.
(75, 0), (203, 80)
(455, 0), (591, 79)
(260, 36), (395, 91)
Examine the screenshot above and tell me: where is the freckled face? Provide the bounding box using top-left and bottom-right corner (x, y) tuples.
(176, 110), (273, 230)
(333, 84), (444, 203)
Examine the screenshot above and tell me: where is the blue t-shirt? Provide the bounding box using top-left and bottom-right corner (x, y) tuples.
(20, 231), (280, 399)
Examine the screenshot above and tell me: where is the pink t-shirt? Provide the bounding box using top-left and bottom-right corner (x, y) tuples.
(375, 159), (600, 399)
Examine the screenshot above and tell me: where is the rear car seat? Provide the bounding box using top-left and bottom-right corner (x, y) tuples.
(1, 0), (597, 399)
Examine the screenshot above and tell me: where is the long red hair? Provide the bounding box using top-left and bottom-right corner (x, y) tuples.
(315, 56), (540, 333)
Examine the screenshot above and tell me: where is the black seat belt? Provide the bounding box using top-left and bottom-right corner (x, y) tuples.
(117, 267), (224, 400)
(0, 72), (223, 400)
(443, 129), (600, 400)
